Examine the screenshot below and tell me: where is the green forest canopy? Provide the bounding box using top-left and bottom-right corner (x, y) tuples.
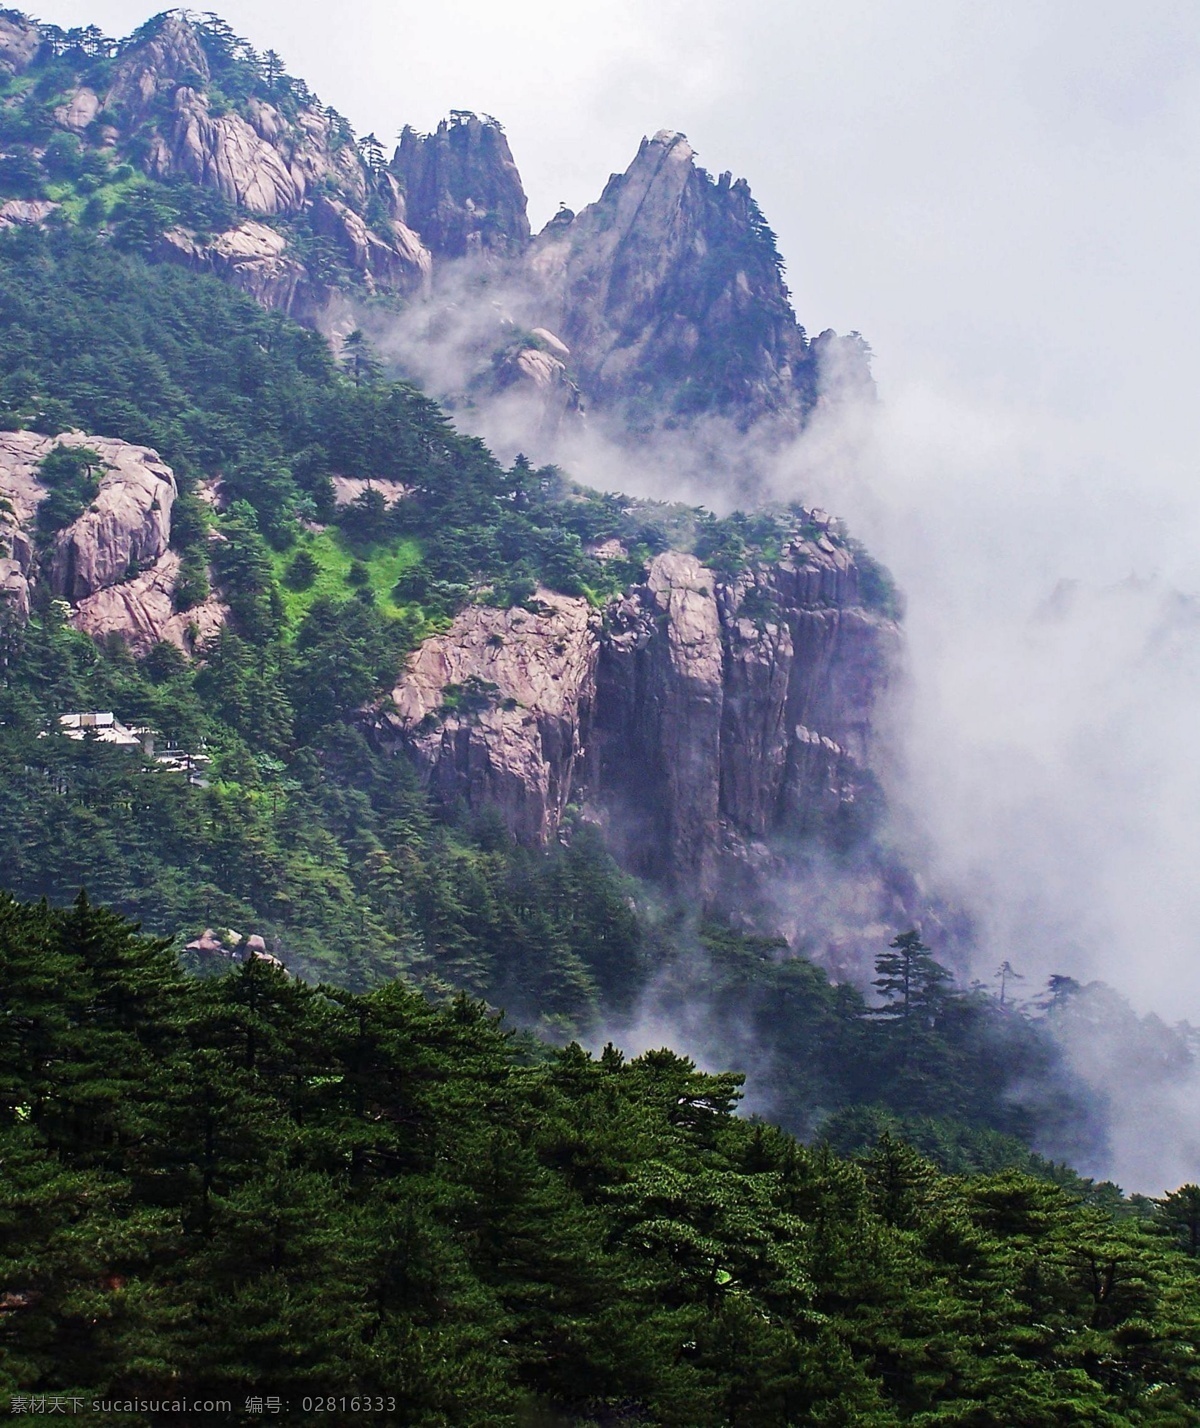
(2, 893), (1198, 1425)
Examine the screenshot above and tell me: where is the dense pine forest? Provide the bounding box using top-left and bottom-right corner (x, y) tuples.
(2, 894), (1199, 1424)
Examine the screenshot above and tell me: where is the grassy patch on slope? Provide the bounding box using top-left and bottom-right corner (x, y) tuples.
(269, 525), (422, 623)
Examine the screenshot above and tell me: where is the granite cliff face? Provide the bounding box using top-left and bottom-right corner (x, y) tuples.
(156, 220), (309, 313)
(377, 591), (600, 846)
(70, 548), (227, 656)
(379, 519), (898, 912)
(394, 115), (531, 260)
(527, 131), (840, 426)
(0, 430), (223, 655)
(107, 15), (359, 217)
(0, 13), (40, 77)
(69, 13), (432, 316)
(378, 126), (870, 434)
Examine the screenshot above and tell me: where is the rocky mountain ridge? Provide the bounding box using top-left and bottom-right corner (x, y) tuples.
(0, 9), (869, 431)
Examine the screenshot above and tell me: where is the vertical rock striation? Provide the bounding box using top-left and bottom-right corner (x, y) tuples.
(379, 591), (601, 845)
(98, 12), (431, 310)
(595, 553), (725, 887)
(376, 522), (898, 905)
(394, 114), (531, 260)
(526, 131), (870, 427)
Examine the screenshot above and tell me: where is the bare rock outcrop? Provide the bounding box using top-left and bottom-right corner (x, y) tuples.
(157, 221), (309, 314)
(105, 12), (210, 123)
(0, 437), (40, 621)
(0, 14), (42, 77)
(394, 113), (531, 260)
(329, 477), (410, 508)
(310, 195), (431, 297)
(0, 199), (58, 229)
(370, 519), (898, 909)
(488, 335), (585, 441)
(378, 591), (601, 845)
(53, 86), (100, 133)
(71, 549), (227, 656)
(159, 207), (430, 316)
(0, 557), (30, 621)
(107, 13), (372, 220)
(591, 539), (897, 892)
(525, 131), (870, 428)
(0, 430), (213, 650)
(147, 85), (306, 215)
(594, 552), (725, 886)
(45, 436), (176, 602)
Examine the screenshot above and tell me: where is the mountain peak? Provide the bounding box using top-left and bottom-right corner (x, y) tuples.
(393, 112), (530, 260)
(107, 10), (209, 120)
(647, 128), (693, 155)
(528, 130), (824, 424)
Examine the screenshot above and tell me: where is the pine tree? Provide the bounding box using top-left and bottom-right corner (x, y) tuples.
(1157, 1183), (1200, 1257)
(995, 958), (1025, 1006)
(341, 329), (383, 387)
(871, 929), (951, 1024)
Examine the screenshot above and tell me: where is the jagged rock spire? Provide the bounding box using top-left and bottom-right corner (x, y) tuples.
(393, 113), (531, 260)
(527, 130), (832, 425)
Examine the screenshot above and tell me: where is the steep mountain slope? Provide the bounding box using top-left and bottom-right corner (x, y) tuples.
(0, 13), (960, 1013)
(4, 22), (1200, 1422)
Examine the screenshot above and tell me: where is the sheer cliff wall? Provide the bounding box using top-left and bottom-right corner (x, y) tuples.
(376, 520), (899, 906)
